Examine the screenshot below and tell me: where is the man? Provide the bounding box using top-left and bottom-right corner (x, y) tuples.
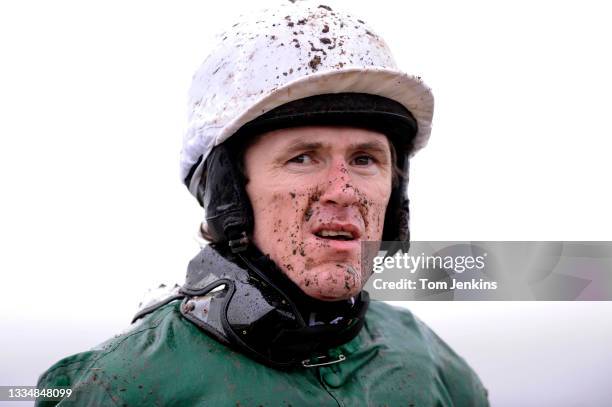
(37, 2), (489, 405)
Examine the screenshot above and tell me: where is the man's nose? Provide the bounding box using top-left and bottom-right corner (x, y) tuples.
(318, 159), (359, 207)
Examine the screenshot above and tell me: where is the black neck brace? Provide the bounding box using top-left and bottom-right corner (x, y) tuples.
(178, 244), (369, 369)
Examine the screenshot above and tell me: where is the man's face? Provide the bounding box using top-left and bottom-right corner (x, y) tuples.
(244, 126), (393, 301)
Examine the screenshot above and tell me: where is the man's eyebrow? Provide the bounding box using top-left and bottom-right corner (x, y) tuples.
(283, 141), (324, 155)
(281, 140), (390, 156)
(349, 141), (391, 155)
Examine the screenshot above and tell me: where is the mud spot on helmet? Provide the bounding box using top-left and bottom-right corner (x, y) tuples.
(309, 41), (327, 55)
(297, 18), (308, 25)
(318, 5), (332, 11)
(320, 37), (331, 45)
(322, 24), (329, 33)
(305, 257), (314, 269)
(308, 55), (321, 70)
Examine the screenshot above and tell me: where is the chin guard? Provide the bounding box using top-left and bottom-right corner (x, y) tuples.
(177, 245), (369, 370)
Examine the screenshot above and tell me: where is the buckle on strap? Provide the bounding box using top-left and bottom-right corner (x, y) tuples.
(228, 231), (249, 253)
(301, 353), (346, 368)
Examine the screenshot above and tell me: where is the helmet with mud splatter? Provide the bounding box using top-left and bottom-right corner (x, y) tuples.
(181, 1), (434, 250)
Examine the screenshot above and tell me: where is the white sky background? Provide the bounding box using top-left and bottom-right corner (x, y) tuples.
(1, 0), (612, 406)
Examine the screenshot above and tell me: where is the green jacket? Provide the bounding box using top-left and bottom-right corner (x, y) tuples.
(36, 300), (488, 406)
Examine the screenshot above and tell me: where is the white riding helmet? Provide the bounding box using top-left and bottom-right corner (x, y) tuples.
(180, 1), (434, 197)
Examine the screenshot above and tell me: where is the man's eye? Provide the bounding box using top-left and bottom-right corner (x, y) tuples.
(288, 154), (314, 164)
(352, 155), (375, 166)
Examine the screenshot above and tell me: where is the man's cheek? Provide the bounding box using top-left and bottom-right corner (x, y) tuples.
(275, 209), (307, 270)
(365, 203), (387, 240)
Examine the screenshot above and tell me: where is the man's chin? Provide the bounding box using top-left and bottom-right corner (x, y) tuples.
(298, 263), (363, 301)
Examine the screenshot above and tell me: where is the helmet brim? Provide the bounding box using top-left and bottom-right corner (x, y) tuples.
(184, 67), (433, 195)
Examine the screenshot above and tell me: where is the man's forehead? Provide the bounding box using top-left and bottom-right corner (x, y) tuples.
(259, 126), (391, 152)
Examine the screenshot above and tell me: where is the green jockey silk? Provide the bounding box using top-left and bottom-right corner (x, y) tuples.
(36, 301), (489, 406)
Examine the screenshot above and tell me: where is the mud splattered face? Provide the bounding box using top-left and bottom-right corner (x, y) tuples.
(244, 126), (393, 301)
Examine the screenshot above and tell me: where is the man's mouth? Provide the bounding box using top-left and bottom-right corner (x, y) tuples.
(314, 230), (355, 241)
(311, 224), (361, 241)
